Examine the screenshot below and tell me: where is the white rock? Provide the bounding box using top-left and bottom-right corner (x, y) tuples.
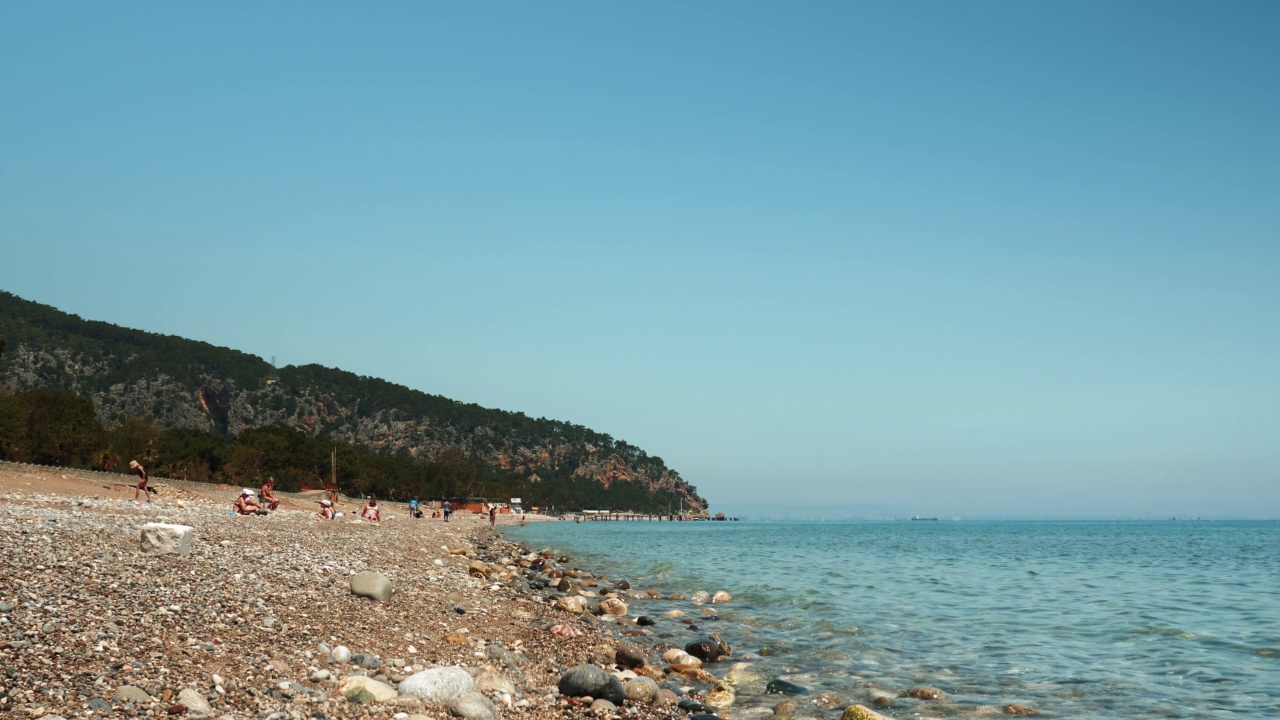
(177, 688), (213, 716)
(351, 571), (393, 602)
(398, 666), (474, 703)
(330, 645), (352, 664)
(338, 675), (398, 702)
(139, 523), (194, 556)
(448, 690), (499, 720)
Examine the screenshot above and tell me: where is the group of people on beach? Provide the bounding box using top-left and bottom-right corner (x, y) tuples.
(128, 460), (518, 526)
(231, 476), (281, 515)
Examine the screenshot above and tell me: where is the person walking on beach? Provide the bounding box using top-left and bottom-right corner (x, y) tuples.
(129, 460), (152, 504)
(443, 500), (453, 522)
(409, 498), (422, 519)
(488, 504), (497, 527)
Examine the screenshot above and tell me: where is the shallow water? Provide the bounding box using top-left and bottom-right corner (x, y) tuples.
(509, 519), (1280, 718)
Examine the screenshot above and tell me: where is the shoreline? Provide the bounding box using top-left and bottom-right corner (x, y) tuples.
(0, 465), (834, 720)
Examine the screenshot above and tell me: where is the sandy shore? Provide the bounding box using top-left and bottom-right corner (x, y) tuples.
(0, 463), (718, 720)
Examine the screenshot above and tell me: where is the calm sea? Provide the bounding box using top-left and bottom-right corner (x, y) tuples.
(508, 519), (1280, 719)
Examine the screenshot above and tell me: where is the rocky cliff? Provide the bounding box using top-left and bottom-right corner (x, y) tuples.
(0, 292), (708, 515)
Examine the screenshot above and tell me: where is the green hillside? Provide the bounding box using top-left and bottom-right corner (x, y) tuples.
(0, 291), (708, 514)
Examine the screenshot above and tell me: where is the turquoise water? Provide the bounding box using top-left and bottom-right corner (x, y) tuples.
(508, 520), (1280, 718)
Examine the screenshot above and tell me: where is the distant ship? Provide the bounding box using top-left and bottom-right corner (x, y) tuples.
(911, 514), (939, 521)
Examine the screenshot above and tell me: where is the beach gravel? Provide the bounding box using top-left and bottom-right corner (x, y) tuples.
(0, 465), (677, 720)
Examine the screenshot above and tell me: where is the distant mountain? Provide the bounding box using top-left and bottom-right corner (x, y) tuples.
(0, 291), (707, 515)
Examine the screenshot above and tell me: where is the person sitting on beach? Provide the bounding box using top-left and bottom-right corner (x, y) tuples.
(361, 499), (381, 522)
(129, 460), (152, 504)
(260, 476), (280, 511)
(234, 488), (261, 516)
(316, 499), (335, 519)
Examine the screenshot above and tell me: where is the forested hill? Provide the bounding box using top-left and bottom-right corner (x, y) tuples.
(0, 291), (708, 515)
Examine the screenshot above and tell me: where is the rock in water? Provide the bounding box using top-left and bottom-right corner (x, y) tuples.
(558, 664), (625, 704)
(176, 688), (213, 716)
(398, 666), (475, 704)
(555, 596), (588, 614)
(662, 648), (702, 668)
(685, 639), (728, 662)
(903, 686), (947, 701)
(842, 705), (892, 720)
(766, 679), (809, 696)
(598, 596), (628, 616)
(351, 571), (393, 602)
(624, 677), (661, 705)
(707, 683), (736, 708)
(448, 690), (499, 720)
(338, 676), (398, 703)
(139, 523), (194, 556)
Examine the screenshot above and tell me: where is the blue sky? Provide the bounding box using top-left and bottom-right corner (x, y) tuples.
(2, 2), (1277, 518)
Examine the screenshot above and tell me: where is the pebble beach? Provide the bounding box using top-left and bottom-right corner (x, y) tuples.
(0, 464), (789, 720)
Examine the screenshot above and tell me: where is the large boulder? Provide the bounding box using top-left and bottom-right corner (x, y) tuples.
(447, 690), (499, 720)
(558, 664), (625, 704)
(339, 676), (398, 703)
(351, 571), (393, 602)
(139, 523), (194, 556)
(399, 666), (475, 704)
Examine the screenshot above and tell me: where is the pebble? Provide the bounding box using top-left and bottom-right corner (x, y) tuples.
(0, 474), (756, 720)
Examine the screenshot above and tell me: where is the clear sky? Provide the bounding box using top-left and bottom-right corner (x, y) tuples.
(2, 2), (1277, 518)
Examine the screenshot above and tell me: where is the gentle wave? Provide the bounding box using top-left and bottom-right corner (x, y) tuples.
(511, 520), (1280, 719)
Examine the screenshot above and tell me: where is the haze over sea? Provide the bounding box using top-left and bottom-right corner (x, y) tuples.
(512, 519), (1280, 719)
